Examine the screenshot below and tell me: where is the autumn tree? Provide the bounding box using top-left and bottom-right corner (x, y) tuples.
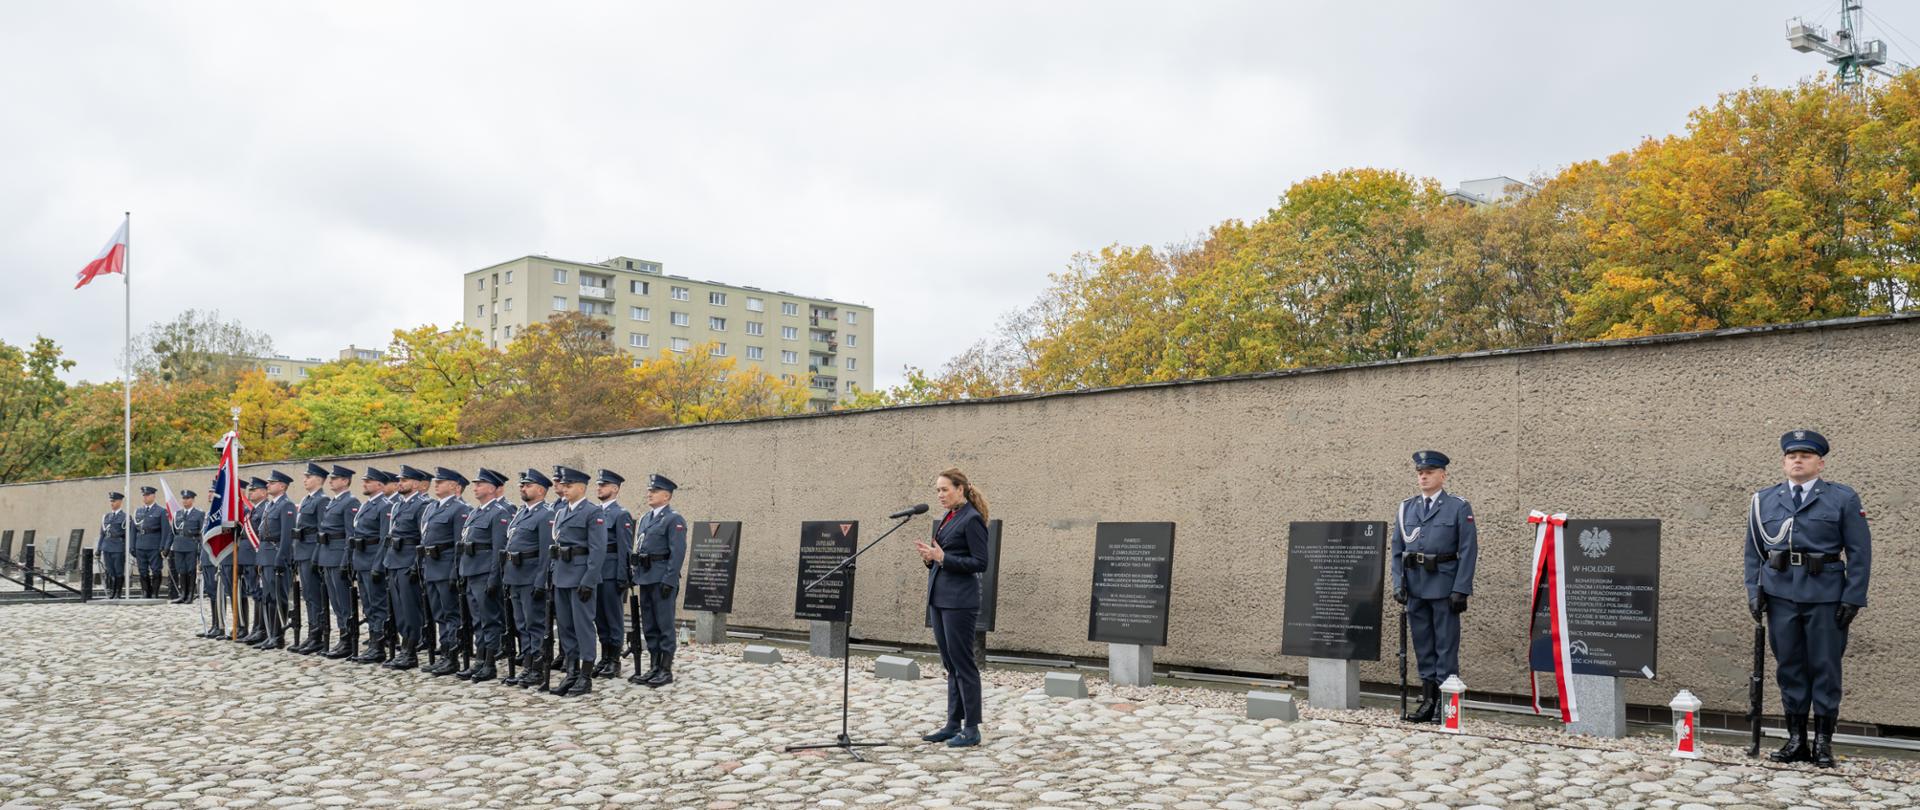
(0, 337), (73, 483)
(630, 342), (813, 425)
(457, 312), (642, 442)
(227, 370), (308, 462)
(132, 309), (274, 384)
(380, 324), (501, 446)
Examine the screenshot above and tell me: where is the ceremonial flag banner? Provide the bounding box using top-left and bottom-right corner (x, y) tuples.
(158, 479), (182, 521)
(74, 218), (128, 289)
(1526, 510), (1578, 723)
(202, 432), (242, 564)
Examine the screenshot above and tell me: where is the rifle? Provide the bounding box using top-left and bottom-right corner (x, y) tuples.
(456, 577), (473, 673)
(419, 566), (437, 665)
(1748, 617), (1767, 757)
(542, 583), (557, 691)
(628, 586), (644, 674)
(1398, 599), (1410, 719)
(500, 551), (519, 681)
(346, 563), (361, 659)
(286, 566), (302, 648)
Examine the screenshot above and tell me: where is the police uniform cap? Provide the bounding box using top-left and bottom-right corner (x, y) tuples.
(1781, 430), (1829, 457)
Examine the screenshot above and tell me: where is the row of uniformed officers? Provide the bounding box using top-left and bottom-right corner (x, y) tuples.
(103, 464), (689, 697)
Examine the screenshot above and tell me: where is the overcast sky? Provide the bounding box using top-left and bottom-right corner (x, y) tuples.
(4, 1), (1912, 387)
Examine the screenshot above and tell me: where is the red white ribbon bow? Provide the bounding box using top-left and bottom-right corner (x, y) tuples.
(1527, 510), (1578, 723)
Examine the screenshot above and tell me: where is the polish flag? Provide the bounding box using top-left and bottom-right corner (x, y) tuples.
(75, 218), (129, 289)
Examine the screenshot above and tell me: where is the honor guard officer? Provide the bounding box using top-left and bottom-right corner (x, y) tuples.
(420, 467), (473, 677)
(235, 478), (269, 643)
(381, 465), (433, 670)
(291, 462), (332, 655)
(629, 474), (688, 688)
(170, 491), (205, 604)
(348, 469), (394, 664)
(502, 468), (555, 687)
(457, 468), (512, 682)
(590, 470), (634, 680)
(317, 465), (360, 659)
(195, 491), (229, 637)
(132, 486), (173, 599)
(547, 466), (607, 698)
(1390, 450), (1479, 724)
(1745, 430), (1872, 769)
(98, 492), (128, 600)
(255, 471), (298, 650)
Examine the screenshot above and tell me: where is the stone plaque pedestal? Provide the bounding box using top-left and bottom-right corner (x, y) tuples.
(809, 620), (847, 658)
(1308, 657), (1360, 709)
(1565, 673), (1626, 738)
(1107, 643), (1154, 687)
(693, 611), (728, 644)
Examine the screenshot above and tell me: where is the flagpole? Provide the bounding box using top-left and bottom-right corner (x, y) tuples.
(230, 407), (241, 641)
(122, 212), (133, 552)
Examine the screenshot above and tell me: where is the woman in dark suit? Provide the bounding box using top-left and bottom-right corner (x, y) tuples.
(915, 467), (991, 747)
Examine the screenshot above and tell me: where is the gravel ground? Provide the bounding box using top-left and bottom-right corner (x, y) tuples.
(0, 603), (1913, 809)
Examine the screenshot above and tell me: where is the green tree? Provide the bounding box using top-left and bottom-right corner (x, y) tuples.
(0, 337), (74, 483)
(132, 309), (274, 384)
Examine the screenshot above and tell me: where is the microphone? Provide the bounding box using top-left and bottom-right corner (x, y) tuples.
(889, 503), (930, 519)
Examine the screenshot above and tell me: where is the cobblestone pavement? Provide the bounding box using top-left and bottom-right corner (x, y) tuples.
(0, 603), (1914, 809)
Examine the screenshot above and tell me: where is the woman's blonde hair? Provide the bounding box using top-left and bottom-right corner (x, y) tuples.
(938, 468), (988, 522)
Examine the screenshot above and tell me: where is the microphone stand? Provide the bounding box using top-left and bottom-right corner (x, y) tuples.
(785, 513), (919, 760)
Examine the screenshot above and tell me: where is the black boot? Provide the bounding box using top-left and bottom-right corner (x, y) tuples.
(521, 653), (548, 689)
(549, 657), (579, 695)
(591, 643), (619, 679)
(325, 631), (356, 659)
(1770, 713), (1811, 763)
(351, 634), (382, 664)
(563, 660), (593, 697)
(470, 648), (497, 683)
(240, 612), (267, 645)
(643, 651), (673, 688)
(384, 639), (419, 670)
(426, 647), (459, 676)
(628, 651), (656, 685)
(1810, 715), (1838, 768)
(1404, 680), (1439, 724)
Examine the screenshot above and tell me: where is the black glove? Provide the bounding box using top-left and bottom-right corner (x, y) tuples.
(1392, 587), (1408, 606)
(1449, 592), (1469, 614)
(1749, 594), (1768, 622)
(371, 570), (386, 584)
(533, 588), (547, 604)
(660, 583), (676, 599)
(577, 586), (592, 602)
(1836, 603), (1860, 630)
(486, 585), (501, 600)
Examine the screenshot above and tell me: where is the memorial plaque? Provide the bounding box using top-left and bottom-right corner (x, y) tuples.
(1086, 522), (1175, 646)
(65, 530), (84, 573)
(793, 520), (857, 622)
(1280, 521), (1388, 661)
(682, 521), (741, 614)
(1, 530), (13, 562)
(1530, 519), (1660, 679)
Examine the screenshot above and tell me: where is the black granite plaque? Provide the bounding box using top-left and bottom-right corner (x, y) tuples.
(923, 518), (1006, 633)
(682, 521), (741, 614)
(1529, 519), (1661, 678)
(1, 530), (12, 562)
(65, 530), (84, 573)
(1086, 522), (1175, 646)
(1281, 521), (1387, 660)
(793, 520), (857, 622)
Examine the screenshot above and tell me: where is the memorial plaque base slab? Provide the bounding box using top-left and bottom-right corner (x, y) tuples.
(1044, 672), (1088, 699)
(1307, 657), (1360, 710)
(809, 620), (847, 658)
(743, 645), (783, 665)
(1248, 691), (1299, 722)
(693, 611), (728, 645)
(1107, 643), (1154, 687)
(1565, 674), (1627, 738)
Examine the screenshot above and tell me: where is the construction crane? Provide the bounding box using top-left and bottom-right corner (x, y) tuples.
(1787, 1), (1911, 92)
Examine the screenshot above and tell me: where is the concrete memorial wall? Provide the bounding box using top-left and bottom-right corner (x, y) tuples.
(1, 315), (1913, 726)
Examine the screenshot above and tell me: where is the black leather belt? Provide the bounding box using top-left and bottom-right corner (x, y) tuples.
(605, 542), (619, 552)
(388, 537), (418, 549)
(423, 544), (450, 560)
(510, 550), (537, 564)
(459, 541), (489, 557)
(551, 545), (584, 562)
(351, 538), (377, 551)
(1768, 550), (1841, 574)
(1403, 552), (1459, 572)
(318, 534), (341, 546)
